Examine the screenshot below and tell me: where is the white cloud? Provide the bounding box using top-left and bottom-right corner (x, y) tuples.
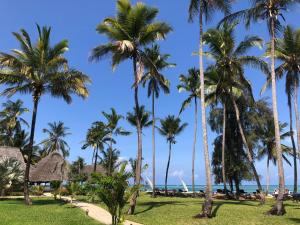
(170, 170), (184, 178)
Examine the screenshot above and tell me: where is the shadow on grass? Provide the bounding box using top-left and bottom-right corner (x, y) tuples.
(288, 218), (300, 223)
(134, 201), (187, 215)
(211, 201), (259, 218)
(32, 199), (67, 206)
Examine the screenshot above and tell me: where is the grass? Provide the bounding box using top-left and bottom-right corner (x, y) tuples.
(0, 197), (102, 225)
(123, 194), (300, 225)
(77, 194), (300, 225)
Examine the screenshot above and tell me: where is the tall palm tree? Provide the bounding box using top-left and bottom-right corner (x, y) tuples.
(263, 26), (300, 193)
(257, 121), (292, 195)
(0, 24), (90, 205)
(203, 22), (269, 194)
(158, 115), (187, 196)
(205, 66), (244, 196)
(40, 121), (71, 158)
(220, 0), (300, 215)
(102, 108), (130, 176)
(82, 121), (112, 172)
(142, 44), (174, 197)
(90, 0), (171, 214)
(177, 68), (200, 195)
(188, 0), (231, 217)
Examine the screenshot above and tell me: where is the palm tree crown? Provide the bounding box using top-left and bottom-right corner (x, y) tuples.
(41, 121), (71, 158)
(142, 44), (173, 98)
(158, 116), (187, 144)
(0, 24), (90, 102)
(90, 0), (172, 77)
(177, 68), (200, 114)
(127, 106), (152, 131)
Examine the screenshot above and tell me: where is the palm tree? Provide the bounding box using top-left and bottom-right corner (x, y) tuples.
(0, 100), (28, 146)
(99, 147), (122, 175)
(142, 44), (174, 197)
(127, 106), (152, 133)
(102, 108), (130, 176)
(263, 26), (300, 193)
(188, 0), (231, 217)
(177, 68), (200, 195)
(0, 24), (90, 205)
(205, 66), (243, 196)
(158, 115), (187, 196)
(90, 0), (172, 214)
(40, 121), (71, 158)
(203, 22), (269, 194)
(220, 0), (300, 215)
(82, 121), (112, 172)
(257, 121), (292, 195)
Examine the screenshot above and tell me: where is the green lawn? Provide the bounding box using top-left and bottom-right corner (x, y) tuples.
(0, 198), (102, 225)
(123, 194), (300, 225)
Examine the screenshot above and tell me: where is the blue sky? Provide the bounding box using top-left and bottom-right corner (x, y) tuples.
(0, 0), (300, 185)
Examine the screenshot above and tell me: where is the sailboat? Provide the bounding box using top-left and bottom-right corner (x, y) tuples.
(179, 177), (189, 192)
(145, 176), (154, 191)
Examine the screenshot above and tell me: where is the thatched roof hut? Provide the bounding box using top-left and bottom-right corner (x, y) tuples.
(83, 165), (106, 175)
(29, 151), (68, 183)
(0, 146), (26, 169)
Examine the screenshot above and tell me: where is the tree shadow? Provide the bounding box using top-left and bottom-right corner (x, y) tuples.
(134, 201), (187, 215)
(32, 199), (67, 206)
(288, 218), (300, 224)
(211, 200), (259, 218)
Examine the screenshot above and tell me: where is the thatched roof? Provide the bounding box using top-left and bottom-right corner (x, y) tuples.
(29, 151), (68, 182)
(83, 165), (106, 175)
(0, 146), (26, 169)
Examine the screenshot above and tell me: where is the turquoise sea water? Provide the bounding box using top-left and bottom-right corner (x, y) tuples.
(150, 185), (298, 193)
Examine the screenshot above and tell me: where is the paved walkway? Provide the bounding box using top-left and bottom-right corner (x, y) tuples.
(59, 195), (142, 225)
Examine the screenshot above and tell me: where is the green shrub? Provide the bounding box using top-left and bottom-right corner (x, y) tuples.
(30, 185), (44, 196)
(90, 162), (135, 225)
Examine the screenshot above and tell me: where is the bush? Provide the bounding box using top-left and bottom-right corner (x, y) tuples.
(90, 163), (135, 225)
(30, 185), (44, 196)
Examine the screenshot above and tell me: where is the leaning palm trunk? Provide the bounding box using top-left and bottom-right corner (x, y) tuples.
(192, 97), (198, 195)
(222, 104), (227, 195)
(152, 92), (156, 197)
(288, 95), (298, 193)
(197, 8), (213, 218)
(267, 19), (285, 216)
(165, 142), (172, 196)
(128, 55), (143, 215)
(231, 97), (263, 193)
(24, 95), (40, 205)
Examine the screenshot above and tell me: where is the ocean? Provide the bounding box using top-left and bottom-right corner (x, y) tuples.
(149, 185), (298, 193)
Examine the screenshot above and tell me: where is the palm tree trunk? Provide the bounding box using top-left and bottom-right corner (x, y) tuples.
(231, 97), (262, 191)
(109, 133), (113, 176)
(192, 97), (198, 195)
(266, 159), (270, 196)
(24, 95), (40, 205)
(288, 94), (297, 193)
(197, 8), (213, 218)
(222, 104), (227, 195)
(293, 85), (300, 161)
(152, 91), (156, 197)
(267, 18), (285, 215)
(128, 55), (142, 215)
(93, 149), (98, 173)
(165, 142), (172, 196)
